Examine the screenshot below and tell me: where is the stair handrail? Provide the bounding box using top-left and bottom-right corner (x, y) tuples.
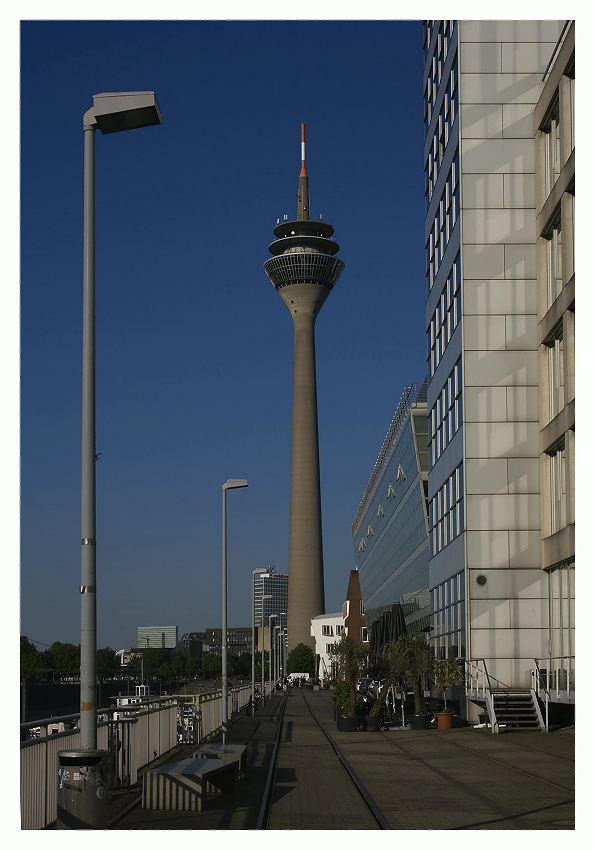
(464, 658), (498, 734)
(530, 659), (549, 732)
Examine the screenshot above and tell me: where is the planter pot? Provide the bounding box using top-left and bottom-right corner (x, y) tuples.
(408, 714), (432, 730)
(313, 685), (320, 691)
(364, 714), (382, 732)
(336, 715), (359, 732)
(435, 712), (454, 729)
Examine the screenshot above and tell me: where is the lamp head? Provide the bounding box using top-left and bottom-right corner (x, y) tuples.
(84, 91), (161, 133)
(223, 479), (248, 491)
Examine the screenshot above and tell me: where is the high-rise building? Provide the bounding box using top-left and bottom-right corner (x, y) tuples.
(264, 125), (345, 650)
(352, 383), (431, 639)
(137, 625), (178, 649)
(422, 20), (572, 719)
(253, 568), (288, 652)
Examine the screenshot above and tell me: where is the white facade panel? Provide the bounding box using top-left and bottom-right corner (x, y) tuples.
(462, 207), (536, 244)
(466, 458), (508, 494)
(505, 386), (539, 421)
(504, 243), (537, 279)
(462, 244), (505, 280)
(460, 73), (543, 105)
(470, 628), (547, 659)
(509, 596), (550, 628)
(505, 315), (538, 350)
(459, 21), (563, 43)
(461, 138), (535, 174)
(464, 350), (538, 387)
(466, 493), (541, 531)
(503, 174), (536, 208)
(468, 568), (547, 599)
(464, 386), (508, 422)
(464, 279), (537, 315)
(465, 421), (540, 458)
(506, 457), (540, 493)
(459, 41), (502, 73)
(502, 103), (535, 138)
(461, 103), (503, 138)
(508, 530), (542, 569)
(464, 315), (506, 350)
(462, 174), (504, 208)
(501, 41), (559, 74)
(466, 530), (510, 569)
(470, 597), (512, 629)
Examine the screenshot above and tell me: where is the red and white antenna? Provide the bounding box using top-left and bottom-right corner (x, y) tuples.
(300, 123), (307, 176)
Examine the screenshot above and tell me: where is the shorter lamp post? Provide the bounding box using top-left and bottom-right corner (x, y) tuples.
(274, 625), (281, 686)
(221, 479), (248, 744)
(251, 569), (266, 716)
(268, 614), (277, 698)
(261, 595), (272, 701)
(278, 613), (286, 681)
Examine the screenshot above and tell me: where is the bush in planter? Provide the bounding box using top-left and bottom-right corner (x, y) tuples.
(432, 659), (463, 713)
(329, 679), (350, 715)
(328, 636), (367, 717)
(369, 640), (408, 718)
(399, 635), (432, 716)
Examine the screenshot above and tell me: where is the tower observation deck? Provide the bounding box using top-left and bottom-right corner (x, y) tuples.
(264, 125), (345, 651)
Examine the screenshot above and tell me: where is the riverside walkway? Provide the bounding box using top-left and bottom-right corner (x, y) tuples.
(108, 688), (575, 830)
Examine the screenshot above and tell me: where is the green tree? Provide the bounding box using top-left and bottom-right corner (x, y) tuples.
(286, 643), (316, 677)
(202, 653), (222, 680)
(185, 656), (201, 678)
(50, 642), (80, 678)
(97, 647), (119, 678)
(369, 640), (408, 717)
(328, 637), (366, 716)
(432, 659), (463, 712)
(400, 635), (432, 715)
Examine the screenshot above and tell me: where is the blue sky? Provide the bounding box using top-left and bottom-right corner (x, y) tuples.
(20, 18), (428, 651)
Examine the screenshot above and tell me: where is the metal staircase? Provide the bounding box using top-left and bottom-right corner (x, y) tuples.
(491, 690), (542, 732)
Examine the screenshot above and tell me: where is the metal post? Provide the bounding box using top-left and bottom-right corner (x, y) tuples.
(268, 614), (277, 698)
(251, 569), (265, 716)
(222, 486), (228, 744)
(80, 124), (97, 750)
(261, 594), (272, 701)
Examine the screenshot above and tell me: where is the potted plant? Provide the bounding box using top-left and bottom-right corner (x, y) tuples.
(328, 637), (366, 731)
(366, 640), (408, 731)
(399, 635), (432, 730)
(432, 659), (463, 729)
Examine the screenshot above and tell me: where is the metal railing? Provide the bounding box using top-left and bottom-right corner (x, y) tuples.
(20, 698), (177, 830)
(464, 658), (499, 734)
(531, 656), (575, 733)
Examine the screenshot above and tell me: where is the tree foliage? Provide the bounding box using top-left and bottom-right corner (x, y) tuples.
(328, 636), (367, 717)
(432, 659), (463, 711)
(286, 643), (316, 677)
(399, 635), (432, 715)
(369, 640), (409, 717)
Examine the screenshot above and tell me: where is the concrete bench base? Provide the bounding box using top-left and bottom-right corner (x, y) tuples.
(193, 744), (248, 776)
(142, 757), (237, 812)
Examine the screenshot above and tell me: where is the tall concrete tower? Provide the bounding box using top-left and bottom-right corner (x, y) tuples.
(264, 125), (345, 650)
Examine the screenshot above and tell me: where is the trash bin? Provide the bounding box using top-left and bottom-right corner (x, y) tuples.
(57, 749), (110, 829)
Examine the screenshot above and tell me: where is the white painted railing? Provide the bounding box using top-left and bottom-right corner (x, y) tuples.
(464, 658), (499, 734)
(531, 656), (575, 733)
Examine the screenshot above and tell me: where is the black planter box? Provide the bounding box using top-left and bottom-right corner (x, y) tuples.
(336, 715), (359, 732)
(408, 714), (432, 730)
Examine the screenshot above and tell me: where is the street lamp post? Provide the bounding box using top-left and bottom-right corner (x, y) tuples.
(251, 569), (266, 716)
(261, 594), (272, 700)
(58, 92), (160, 832)
(268, 614), (277, 698)
(222, 479), (248, 744)
(278, 613), (286, 681)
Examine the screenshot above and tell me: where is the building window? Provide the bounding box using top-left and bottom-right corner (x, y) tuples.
(549, 441), (567, 534)
(431, 570), (465, 659)
(543, 96), (561, 195)
(546, 323), (565, 421)
(429, 463), (464, 555)
(427, 253), (461, 374)
(429, 358), (462, 466)
(336, 625), (344, 636)
(361, 627), (368, 643)
(326, 643), (334, 655)
(548, 561), (574, 659)
(322, 625), (333, 637)
(545, 214), (563, 307)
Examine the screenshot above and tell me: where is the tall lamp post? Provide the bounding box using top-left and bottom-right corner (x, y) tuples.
(251, 568), (266, 716)
(268, 613), (277, 698)
(222, 479), (248, 744)
(278, 613), (286, 681)
(58, 92), (160, 832)
(261, 594), (272, 700)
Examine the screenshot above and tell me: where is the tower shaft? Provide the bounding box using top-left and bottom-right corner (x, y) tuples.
(263, 125), (344, 653)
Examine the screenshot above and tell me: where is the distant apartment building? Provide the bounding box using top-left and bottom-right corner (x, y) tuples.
(203, 627), (253, 656)
(422, 19), (573, 720)
(176, 632), (208, 659)
(137, 625), (178, 649)
(310, 613), (344, 681)
(352, 382), (431, 638)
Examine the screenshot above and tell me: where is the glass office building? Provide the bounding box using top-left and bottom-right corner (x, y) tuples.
(352, 383), (430, 635)
(137, 625), (178, 649)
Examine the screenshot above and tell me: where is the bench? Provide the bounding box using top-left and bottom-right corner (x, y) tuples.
(142, 757), (237, 812)
(193, 743), (247, 776)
